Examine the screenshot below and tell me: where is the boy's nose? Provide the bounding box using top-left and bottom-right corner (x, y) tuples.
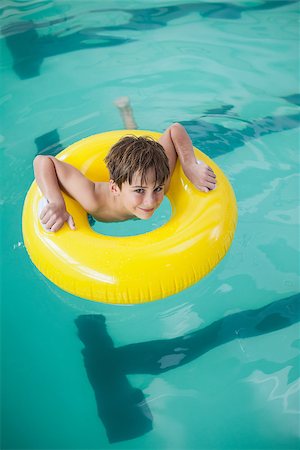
(143, 194), (155, 208)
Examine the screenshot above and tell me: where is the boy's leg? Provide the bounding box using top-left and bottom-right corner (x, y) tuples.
(114, 97), (138, 129)
(159, 123), (216, 193)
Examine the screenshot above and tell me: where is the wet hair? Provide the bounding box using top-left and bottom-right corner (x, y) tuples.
(104, 135), (170, 189)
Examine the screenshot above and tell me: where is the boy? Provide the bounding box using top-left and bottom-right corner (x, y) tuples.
(34, 122), (216, 232)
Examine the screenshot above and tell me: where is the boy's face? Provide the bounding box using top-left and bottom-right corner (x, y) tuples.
(116, 169), (165, 219)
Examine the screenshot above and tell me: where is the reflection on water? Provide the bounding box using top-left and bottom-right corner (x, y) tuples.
(3, 21), (134, 79)
(244, 358), (300, 415)
(34, 129), (64, 156)
(182, 111), (300, 158)
(3, 0), (299, 79)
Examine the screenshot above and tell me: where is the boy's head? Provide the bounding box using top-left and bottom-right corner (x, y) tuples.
(104, 135), (170, 219)
(105, 135), (170, 189)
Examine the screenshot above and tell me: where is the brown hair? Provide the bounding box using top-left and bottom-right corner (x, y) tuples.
(104, 135), (170, 189)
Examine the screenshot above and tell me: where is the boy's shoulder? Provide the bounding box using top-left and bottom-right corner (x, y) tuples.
(89, 182), (115, 221)
(92, 182), (109, 209)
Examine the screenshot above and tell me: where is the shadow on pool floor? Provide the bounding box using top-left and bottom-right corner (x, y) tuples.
(75, 293), (299, 443)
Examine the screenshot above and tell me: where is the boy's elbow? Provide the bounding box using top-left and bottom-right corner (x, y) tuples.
(170, 122), (184, 131)
(169, 122), (186, 138)
(33, 155), (55, 177)
(33, 155), (42, 170)
(33, 155), (53, 167)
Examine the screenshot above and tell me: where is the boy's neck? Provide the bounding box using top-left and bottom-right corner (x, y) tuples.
(94, 182), (135, 222)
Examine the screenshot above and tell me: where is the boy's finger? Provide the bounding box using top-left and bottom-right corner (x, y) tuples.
(39, 206), (49, 220)
(50, 221), (64, 232)
(206, 181), (216, 190)
(67, 215), (76, 230)
(206, 174), (217, 183)
(196, 185), (209, 193)
(46, 216), (57, 230)
(40, 210), (52, 224)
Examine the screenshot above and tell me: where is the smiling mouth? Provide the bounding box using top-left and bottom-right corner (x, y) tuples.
(139, 207), (154, 212)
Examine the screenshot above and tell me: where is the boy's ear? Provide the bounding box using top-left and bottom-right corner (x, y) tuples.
(109, 179), (121, 196)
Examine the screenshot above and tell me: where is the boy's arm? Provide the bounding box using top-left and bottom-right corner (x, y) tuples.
(33, 155), (98, 232)
(159, 123), (216, 193)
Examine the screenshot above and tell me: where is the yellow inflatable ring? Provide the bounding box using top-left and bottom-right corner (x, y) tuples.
(22, 130), (238, 304)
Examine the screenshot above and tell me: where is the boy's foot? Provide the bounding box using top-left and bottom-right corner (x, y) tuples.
(114, 96), (138, 129)
(114, 96), (130, 109)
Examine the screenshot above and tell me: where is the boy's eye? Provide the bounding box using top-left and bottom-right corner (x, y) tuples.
(134, 186), (163, 194)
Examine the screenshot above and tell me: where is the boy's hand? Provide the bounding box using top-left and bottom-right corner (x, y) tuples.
(40, 201), (76, 232)
(184, 160), (217, 193)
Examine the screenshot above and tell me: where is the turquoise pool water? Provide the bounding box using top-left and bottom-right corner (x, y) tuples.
(1, 1), (299, 449)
